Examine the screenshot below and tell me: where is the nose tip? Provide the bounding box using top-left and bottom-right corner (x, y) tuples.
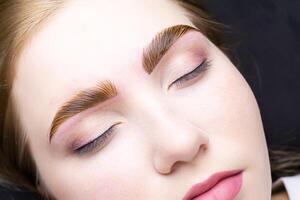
(153, 129), (209, 174)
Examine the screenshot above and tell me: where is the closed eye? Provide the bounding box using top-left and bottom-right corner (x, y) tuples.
(73, 121), (122, 156)
(168, 59), (211, 90)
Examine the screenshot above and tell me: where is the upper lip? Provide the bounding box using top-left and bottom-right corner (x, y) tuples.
(182, 169), (243, 200)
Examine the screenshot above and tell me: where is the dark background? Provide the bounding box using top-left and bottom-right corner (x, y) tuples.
(1, 0), (299, 199)
(202, 0), (300, 149)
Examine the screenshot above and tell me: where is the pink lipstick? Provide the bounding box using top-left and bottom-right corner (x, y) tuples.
(183, 169), (243, 200)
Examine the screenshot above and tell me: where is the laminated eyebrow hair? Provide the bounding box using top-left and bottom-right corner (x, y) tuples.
(49, 80), (118, 141)
(49, 24), (199, 142)
(142, 24), (198, 74)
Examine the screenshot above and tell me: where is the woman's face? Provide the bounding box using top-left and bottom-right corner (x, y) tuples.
(13, 0), (271, 199)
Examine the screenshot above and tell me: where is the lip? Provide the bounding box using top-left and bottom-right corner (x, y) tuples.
(182, 169), (243, 200)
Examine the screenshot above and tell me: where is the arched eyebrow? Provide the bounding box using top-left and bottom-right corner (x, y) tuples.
(49, 24), (198, 142)
(49, 80), (118, 141)
(142, 24), (197, 74)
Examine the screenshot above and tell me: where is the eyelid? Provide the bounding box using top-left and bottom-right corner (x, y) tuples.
(168, 59), (211, 90)
(73, 121), (122, 156)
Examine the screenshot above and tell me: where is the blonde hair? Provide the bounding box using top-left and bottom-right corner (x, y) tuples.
(0, 0), (65, 196)
(0, 0), (226, 199)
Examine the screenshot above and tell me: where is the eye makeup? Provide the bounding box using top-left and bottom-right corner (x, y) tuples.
(71, 60), (211, 156)
(64, 31), (211, 157)
(72, 121), (122, 156)
(168, 58), (211, 90)
(69, 57), (211, 156)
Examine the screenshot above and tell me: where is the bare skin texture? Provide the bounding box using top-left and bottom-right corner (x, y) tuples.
(12, 0), (272, 199)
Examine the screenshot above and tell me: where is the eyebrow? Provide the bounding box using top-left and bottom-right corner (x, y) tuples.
(49, 24), (198, 142)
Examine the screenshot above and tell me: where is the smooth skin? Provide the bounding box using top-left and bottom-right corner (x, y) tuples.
(12, 0), (272, 199)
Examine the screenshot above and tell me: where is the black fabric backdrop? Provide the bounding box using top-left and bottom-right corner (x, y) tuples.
(202, 0), (300, 149)
(1, 0), (299, 199)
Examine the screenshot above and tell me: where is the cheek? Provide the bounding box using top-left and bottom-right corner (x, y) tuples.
(175, 52), (271, 196)
(174, 54), (262, 137)
(43, 158), (142, 199)
(172, 49), (269, 163)
(52, 172), (135, 199)
(40, 128), (151, 200)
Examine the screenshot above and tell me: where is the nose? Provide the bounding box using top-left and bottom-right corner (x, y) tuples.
(126, 84), (209, 175)
(150, 108), (209, 175)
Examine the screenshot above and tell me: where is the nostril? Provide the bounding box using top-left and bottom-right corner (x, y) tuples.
(171, 160), (190, 173)
(170, 143), (209, 173)
(200, 143), (208, 152)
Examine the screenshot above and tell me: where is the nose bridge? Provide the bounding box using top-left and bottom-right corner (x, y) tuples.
(130, 91), (208, 174)
(134, 89), (185, 138)
(129, 86), (175, 130)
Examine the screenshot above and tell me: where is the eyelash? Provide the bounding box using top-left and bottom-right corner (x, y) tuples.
(169, 59), (211, 89)
(73, 59), (210, 156)
(73, 122), (122, 156)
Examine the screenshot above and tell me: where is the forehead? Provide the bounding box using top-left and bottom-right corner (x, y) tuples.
(16, 0), (193, 79)
(12, 0), (195, 142)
